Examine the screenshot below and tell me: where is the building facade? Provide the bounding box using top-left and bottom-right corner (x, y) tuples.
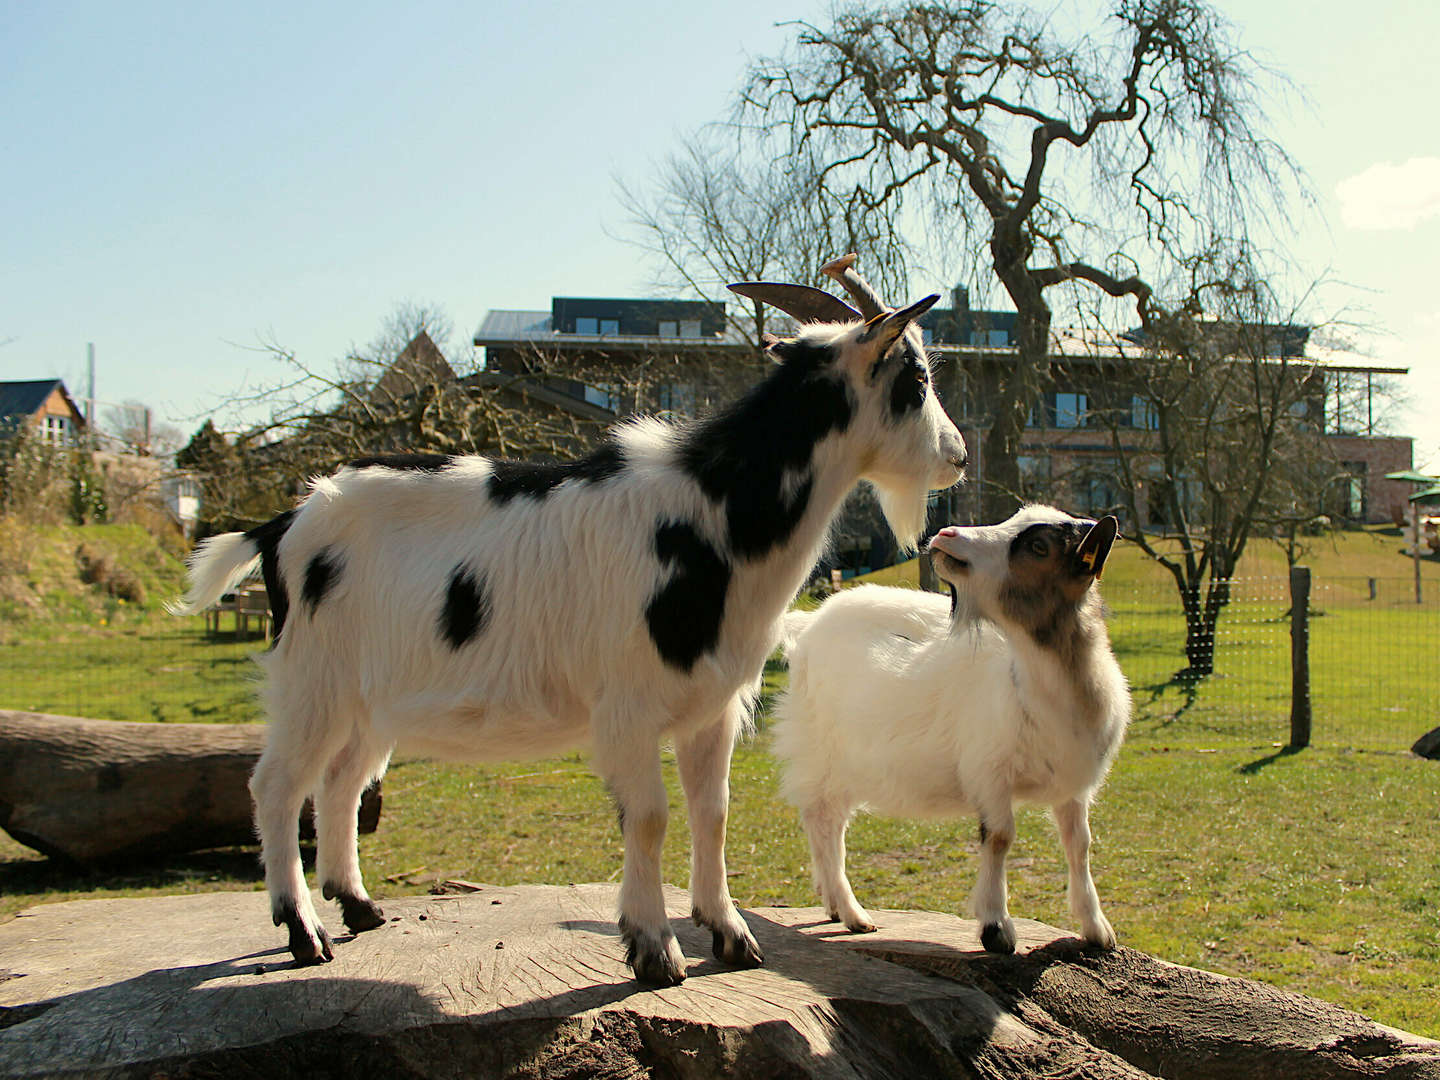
(475, 290), (1413, 528)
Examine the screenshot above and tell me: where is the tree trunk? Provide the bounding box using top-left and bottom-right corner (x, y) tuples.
(1180, 577), (1234, 678)
(0, 710), (380, 863)
(3, 885), (1437, 1079)
(983, 228), (1053, 521)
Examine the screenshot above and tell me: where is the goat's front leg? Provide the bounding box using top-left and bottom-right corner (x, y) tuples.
(973, 802), (1017, 954)
(593, 730), (686, 986)
(1054, 797), (1116, 949)
(674, 702), (764, 968)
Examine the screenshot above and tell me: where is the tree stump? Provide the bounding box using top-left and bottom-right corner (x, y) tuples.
(0, 710), (380, 863)
(1, 884), (1435, 1079)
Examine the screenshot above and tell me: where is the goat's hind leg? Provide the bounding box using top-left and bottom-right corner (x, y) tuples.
(974, 802), (1017, 954)
(250, 706), (347, 965)
(799, 798), (874, 933)
(674, 701), (763, 967)
(1054, 797), (1116, 948)
(593, 722), (686, 986)
(316, 728), (392, 934)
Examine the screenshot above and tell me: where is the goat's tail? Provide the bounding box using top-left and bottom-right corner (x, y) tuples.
(165, 531), (261, 615)
(776, 608), (816, 658)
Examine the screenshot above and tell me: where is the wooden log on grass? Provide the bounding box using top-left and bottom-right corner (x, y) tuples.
(0, 710), (380, 863)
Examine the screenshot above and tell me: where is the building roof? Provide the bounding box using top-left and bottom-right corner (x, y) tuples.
(0, 379), (62, 420)
(475, 300), (1408, 375)
(0, 379), (87, 424)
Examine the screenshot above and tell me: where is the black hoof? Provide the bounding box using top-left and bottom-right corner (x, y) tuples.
(287, 919), (334, 965)
(338, 895), (386, 933)
(711, 929), (765, 968)
(622, 917), (687, 987)
(981, 921), (1016, 955)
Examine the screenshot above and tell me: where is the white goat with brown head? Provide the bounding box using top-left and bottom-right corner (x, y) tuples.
(774, 505), (1129, 953)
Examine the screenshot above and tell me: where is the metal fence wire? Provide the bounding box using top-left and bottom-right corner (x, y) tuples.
(2, 574), (1436, 753)
(1109, 575), (1438, 752)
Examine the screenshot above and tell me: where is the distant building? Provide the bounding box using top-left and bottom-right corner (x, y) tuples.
(0, 379), (87, 445)
(475, 290), (1413, 527)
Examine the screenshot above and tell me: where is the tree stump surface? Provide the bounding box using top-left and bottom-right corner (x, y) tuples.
(1, 884), (1436, 1079)
(0, 711), (379, 863)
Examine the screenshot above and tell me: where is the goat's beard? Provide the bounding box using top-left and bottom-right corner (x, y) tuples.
(874, 478), (932, 555)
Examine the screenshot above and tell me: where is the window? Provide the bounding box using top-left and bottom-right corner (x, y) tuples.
(679, 320), (702, 339)
(575, 317), (599, 335)
(599, 318), (619, 335)
(969, 329), (1009, 346)
(657, 321), (678, 337)
(583, 383), (621, 411)
(1054, 392), (1087, 429)
(659, 383), (698, 417)
(43, 414), (71, 444)
(1130, 394), (1159, 430)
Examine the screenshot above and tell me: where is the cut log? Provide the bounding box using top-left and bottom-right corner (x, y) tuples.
(0, 710), (380, 863)
(0, 884), (1435, 1079)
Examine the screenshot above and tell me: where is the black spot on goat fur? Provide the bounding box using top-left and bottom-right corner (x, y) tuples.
(888, 351), (929, 417)
(487, 443), (626, 504)
(440, 564), (491, 649)
(677, 340), (852, 560)
(345, 453), (457, 472)
(244, 509), (296, 644)
(646, 520), (731, 671)
(302, 548), (341, 612)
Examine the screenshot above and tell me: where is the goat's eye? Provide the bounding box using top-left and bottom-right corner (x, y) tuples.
(1027, 537), (1049, 557)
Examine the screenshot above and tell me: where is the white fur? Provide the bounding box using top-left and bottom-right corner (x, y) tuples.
(172, 311), (965, 983)
(773, 505), (1130, 950)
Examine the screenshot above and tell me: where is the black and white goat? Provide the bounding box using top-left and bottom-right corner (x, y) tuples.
(774, 505), (1129, 954)
(170, 257), (966, 985)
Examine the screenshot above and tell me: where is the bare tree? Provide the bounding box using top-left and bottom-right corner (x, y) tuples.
(187, 303), (764, 529)
(618, 131), (912, 349)
(1072, 264), (1356, 675)
(742, 0), (1307, 516)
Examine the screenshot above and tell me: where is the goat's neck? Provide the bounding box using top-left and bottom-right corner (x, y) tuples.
(727, 437), (868, 613)
(1004, 602), (1116, 726)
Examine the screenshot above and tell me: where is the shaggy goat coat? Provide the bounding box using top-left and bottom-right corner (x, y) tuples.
(774, 506), (1129, 952)
(173, 299), (965, 984)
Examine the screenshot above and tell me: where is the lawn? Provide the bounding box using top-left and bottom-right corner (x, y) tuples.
(0, 521), (1436, 1036)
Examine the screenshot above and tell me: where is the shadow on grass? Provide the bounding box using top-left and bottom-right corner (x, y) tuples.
(0, 845), (270, 902)
(1236, 744), (1304, 775)
(1133, 667), (1208, 725)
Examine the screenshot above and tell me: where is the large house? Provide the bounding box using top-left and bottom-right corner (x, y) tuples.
(474, 289), (1413, 529)
(0, 379), (87, 445)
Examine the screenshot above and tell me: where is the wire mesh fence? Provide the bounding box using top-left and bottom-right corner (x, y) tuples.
(2, 573), (1435, 751)
(1112, 574), (1438, 752)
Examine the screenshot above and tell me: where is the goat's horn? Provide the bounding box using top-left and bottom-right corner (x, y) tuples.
(820, 253), (886, 320)
(727, 282), (861, 325)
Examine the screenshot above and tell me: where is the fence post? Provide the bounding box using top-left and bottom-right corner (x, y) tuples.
(918, 552), (939, 593)
(1289, 565), (1312, 749)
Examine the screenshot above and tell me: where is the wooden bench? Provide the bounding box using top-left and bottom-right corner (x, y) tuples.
(204, 584), (270, 640)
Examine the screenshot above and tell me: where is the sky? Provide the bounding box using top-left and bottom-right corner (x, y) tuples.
(3, 1), (1438, 467)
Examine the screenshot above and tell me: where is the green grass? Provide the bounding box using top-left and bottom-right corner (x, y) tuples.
(1, 522), (1437, 1036)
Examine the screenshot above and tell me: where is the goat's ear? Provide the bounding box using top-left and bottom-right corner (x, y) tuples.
(860, 294), (940, 354)
(1076, 515), (1119, 578)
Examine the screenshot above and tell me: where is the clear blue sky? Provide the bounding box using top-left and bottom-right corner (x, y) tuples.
(4, 1), (1437, 467)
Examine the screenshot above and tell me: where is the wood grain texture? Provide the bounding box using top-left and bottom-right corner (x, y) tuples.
(2, 884), (1436, 1079)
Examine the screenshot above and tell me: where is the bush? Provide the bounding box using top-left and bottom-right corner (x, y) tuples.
(75, 543), (146, 604)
